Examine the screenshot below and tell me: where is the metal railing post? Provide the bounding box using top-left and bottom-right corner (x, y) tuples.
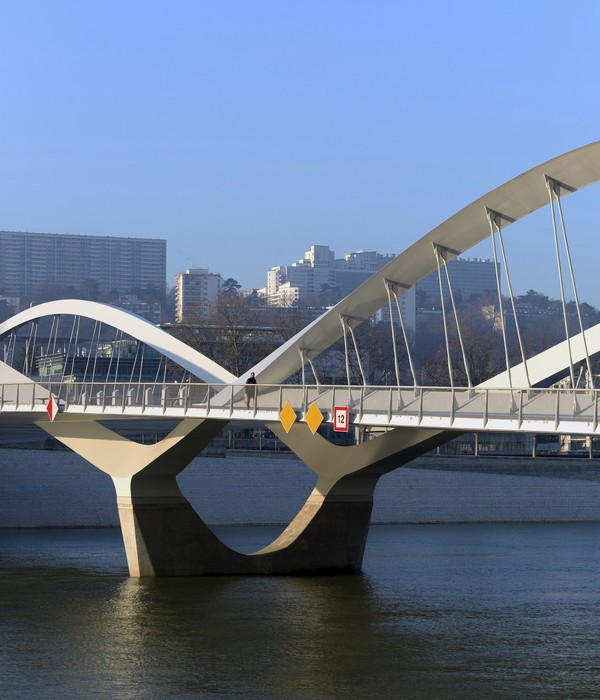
(483, 389), (489, 427)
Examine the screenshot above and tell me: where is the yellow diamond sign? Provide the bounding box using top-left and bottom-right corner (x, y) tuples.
(279, 401), (297, 433)
(305, 402), (324, 435)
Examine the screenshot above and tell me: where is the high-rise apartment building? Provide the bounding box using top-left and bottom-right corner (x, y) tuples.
(265, 245), (336, 306)
(0, 230), (167, 307)
(266, 245), (499, 341)
(266, 245), (395, 306)
(175, 268), (221, 322)
(416, 257), (498, 308)
(335, 249), (396, 296)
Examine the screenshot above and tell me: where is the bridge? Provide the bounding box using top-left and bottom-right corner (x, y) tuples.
(2, 141), (600, 576)
(3, 380), (600, 437)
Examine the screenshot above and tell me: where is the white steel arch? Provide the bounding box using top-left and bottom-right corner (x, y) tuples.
(242, 141), (600, 387)
(0, 299), (236, 385)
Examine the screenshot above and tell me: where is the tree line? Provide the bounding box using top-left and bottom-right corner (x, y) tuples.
(170, 285), (600, 387)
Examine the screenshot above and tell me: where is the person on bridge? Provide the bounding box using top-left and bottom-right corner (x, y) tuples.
(244, 372), (257, 408)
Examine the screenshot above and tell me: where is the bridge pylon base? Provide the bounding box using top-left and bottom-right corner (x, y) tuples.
(116, 487), (374, 576)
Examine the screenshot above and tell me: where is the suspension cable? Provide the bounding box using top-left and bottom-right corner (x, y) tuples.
(306, 354), (321, 386)
(495, 224), (531, 387)
(138, 343), (146, 385)
(91, 322), (102, 384)
(385, 283), (401, 387)
(488, 212), (513, 387)
(50, 315), (60, 359)
(154, 353), (163, 384)
(83, 320), (98, 384)
(68, 315), (81, 380)
(61, 315), (77, 382)
(11, 331), (17, 367)
(386, 281), (418, 387)
(45, 316), (57, 357)
(30, 320), (39, 377)
(547, 180), (576, 388)
(347, 321), (367, 385)
(299, 349), (306, 386)
(340, 316), (352, 386)
(113, 330), (123, 382)
(550, 179), (594, 388)
(162, 353), (168, 384)
(24, 321), (35, 375)
(438, 248), (473, 387)
(7, 331), (17, 367)
(105, 327), (118, 382)
(434, 246), (454, 388)
(129, 340), (141, 384)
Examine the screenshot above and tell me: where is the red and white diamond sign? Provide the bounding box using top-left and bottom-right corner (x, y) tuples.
(46, 395), (59, 422)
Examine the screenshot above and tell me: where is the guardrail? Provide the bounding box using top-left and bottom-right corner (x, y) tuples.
(1, 381), (599, 434)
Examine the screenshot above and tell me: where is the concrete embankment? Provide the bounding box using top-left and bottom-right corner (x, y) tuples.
(2, 448), (600, 528)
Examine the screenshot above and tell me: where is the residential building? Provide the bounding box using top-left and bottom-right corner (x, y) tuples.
(117, 295), (162, 325)
(416, 257), (498, 309)
(175, 268), (221, 322)
(0, 230), (166, 307)
(265, 246), (499, 344)
(266, 245), (395, 306)
(335, 249), (396, 296)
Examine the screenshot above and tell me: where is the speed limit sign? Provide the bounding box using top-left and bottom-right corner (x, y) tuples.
(333, 406), (349, 432)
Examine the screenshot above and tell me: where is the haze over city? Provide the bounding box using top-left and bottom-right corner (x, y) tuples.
(1, 1), (600, 301)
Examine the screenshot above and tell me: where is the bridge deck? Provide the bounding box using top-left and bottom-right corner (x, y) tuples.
(0, 382), (599, 436)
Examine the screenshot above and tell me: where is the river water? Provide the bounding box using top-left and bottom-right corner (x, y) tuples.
(1, 522), (600, 699)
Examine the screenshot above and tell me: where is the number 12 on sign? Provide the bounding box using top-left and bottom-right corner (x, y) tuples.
(333, 406), (349, 432)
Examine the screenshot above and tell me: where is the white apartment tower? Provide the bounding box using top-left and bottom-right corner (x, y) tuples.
(175, 268), (221, 322)
(266, 245), (394, 306)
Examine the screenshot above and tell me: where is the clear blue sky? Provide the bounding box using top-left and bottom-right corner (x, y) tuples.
(1, 1), (599, 302)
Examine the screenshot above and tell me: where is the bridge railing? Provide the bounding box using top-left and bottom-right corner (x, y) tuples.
(0, 381), (598, 430)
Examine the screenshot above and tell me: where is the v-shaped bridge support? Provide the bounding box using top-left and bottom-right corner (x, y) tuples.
(38, 414), (450, 576)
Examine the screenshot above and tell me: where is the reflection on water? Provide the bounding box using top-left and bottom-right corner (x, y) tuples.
(1, 524), (600, 698)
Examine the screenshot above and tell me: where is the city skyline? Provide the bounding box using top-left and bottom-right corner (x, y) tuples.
(1, 3), (600, 303)
(1, 226), (597, 315)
